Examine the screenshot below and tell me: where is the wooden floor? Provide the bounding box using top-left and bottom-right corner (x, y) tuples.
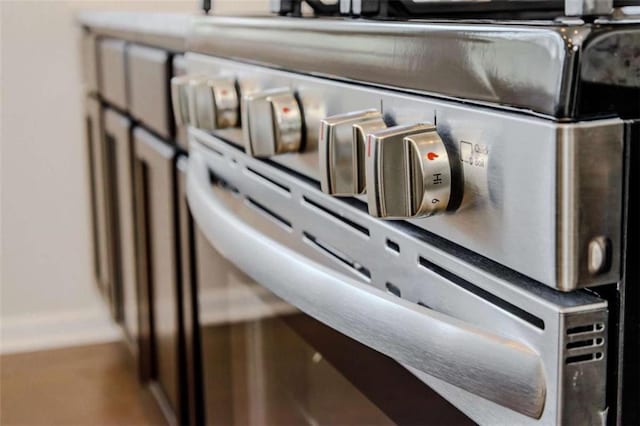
(1, 342), (165, 426)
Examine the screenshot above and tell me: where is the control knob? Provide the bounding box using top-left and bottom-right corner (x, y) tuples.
(190, 76), (239, 131)
(243, 88), (303, 157)
(365, 123), (462, 218)
(319, 109), (386, 196)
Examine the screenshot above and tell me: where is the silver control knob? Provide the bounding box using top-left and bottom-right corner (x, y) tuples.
(243, 88), (302, 157)
(365, 123), (460, 219)
(319, 109), (386, 196)
(170, 74), (200, 127)
(190, 77), (239, 131)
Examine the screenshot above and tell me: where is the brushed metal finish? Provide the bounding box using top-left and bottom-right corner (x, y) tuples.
(319, 109), (386, 196)
(127, 45), (171, 139)
(77, 11), (189, 52)
(98, 38), (128, 110)
(188, 16), (632, 118)
(556, 122), (623, 290)
(365, 124), (455, 218)
(170, 75), (194, 127)
(187, 54), (624, 291)
(243, 88), (302, 157)
(565, 0), (613, 15)
(187, 148), (546, 418)
(192, 77), (239, 131)
(187, 134), (609, 424)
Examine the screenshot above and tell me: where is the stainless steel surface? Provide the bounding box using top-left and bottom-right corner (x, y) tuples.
(98, 38), (128, 110)
(187, 145), (545, 419)
(78, 11), (190, 52)
(187, 133), (609, 424)
(365, 123), (455, 218)
(127, 45), (171, 139)
(187, 54), (624, 291)
(170, 74), (193, 127)
(243, 88), (302, 157)
(319, 109), (386, 196)
(104, 109), (138, 344)
(556, 122), (623, 289)
(188, 16), (639, 118)
(192, 76), (239, 131)
(565, 0), (613, 15)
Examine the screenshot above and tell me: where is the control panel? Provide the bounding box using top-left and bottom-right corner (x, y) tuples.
(173, 53), (624, 292)
(172, 75), (462, 220)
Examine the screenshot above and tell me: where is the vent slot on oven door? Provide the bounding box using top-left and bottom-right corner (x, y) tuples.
(189, 130), (609, 426)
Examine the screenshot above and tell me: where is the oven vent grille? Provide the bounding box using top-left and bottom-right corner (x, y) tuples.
(564, 321), (605, 365)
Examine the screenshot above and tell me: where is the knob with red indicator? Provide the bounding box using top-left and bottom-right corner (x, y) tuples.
(365, 123), (462, 219)
(191, 76), (240, 131)
(243, 88), (303, 157)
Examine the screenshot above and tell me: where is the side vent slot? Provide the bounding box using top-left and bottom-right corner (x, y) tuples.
(386, 239), (400, 253)
(245, 197), (292, 229)
(205, 144), (224, 157)
(303, 231), (371, 280)
(245, 166), (291, 194)
(302, 196), (369, 237)
(418, 256), (545, 330)
(385, 282), (401, 297)
(209, 171), (240, 195)
(565, 321), (606, 365)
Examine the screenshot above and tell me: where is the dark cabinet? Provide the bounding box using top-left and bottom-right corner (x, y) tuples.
(85, 96), (118, 318)
(133, 127), (185, 424)
(103, 108), (137, 347)
(97, 38), (128, 111)
(86, 26), (192, 424)
(127, 45), (173, 140)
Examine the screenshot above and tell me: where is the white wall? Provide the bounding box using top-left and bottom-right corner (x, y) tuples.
(0, 0), (266, 354)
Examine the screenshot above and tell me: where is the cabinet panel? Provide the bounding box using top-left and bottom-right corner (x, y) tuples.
(128, 45), (172, 139)
(85, 96), (117, 317)
(104, 109), (137, 345)
(177, 157), (202, 426)
(81, 32), (99, 95)
(133, 127), (183, 424)
(98, 38), (128, 110)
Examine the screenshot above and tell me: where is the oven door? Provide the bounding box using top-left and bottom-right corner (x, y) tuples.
(191, 224), (473, 425)
(185, 134), (609, 425)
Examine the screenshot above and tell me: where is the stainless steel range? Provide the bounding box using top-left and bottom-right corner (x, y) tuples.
(79, 3), (639, 426)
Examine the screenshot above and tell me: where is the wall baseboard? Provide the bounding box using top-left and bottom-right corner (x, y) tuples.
(0, 307), (122, 355)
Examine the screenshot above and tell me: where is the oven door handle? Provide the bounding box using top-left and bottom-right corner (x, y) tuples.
(186, 150), (546, 419)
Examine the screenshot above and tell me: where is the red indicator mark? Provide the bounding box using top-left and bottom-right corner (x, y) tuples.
(282, 107), (291, 114)
(426, 152), (439, 161)
(367, 136), (372, 157)
(221, 89), (228, 96)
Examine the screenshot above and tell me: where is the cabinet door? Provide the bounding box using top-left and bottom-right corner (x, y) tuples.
(104, 109), (137, 345)
(177, 157), (202, 426)
(133, 127), (184, 424)
(127, 45), (173, 140)
(85, 96), (117, 317)
(98, 38), (128, 110)
(81, 31), (98, 95)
